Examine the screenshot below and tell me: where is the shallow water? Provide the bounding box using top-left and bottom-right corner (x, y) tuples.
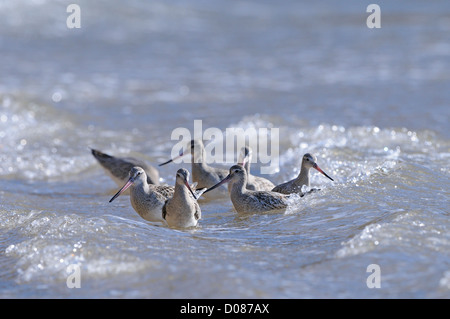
(0, 0), (449, 298)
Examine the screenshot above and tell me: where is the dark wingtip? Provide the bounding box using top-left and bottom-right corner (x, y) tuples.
(91, 148), (113, 160)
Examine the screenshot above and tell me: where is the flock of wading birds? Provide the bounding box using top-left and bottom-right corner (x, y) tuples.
(91, 139), (334, 228)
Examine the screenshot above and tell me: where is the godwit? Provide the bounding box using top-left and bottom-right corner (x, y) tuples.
(272, 153), (333, 195)
(91, 149), (160, 186)
(159, 139), (229, 198)
(162, 168), (203, 228)
(204, 165), (289, 214)
(237, 146), (275, 191)
(109, 166), (173, 222)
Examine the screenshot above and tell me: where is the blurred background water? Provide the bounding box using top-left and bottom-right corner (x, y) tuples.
(0, 0), (449, 298)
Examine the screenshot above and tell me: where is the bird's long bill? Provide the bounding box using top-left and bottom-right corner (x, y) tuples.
(184, 181), (198, 200)
(313, 164), (334, 181)
(109, 178), (134, 202)
(203, 174), (232, 194)
(159, 149), (184, 166)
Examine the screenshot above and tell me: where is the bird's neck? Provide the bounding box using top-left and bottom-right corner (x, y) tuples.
(230, 175), (247, 196)
(131, 180), (150, 195)
(244, 161), (251, 178)
(192, 147), (207, 166)
(296, 167), (310, 187)
(191, 148), (209, 178)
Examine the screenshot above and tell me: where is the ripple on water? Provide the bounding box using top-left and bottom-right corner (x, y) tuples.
(1, 210), (161, 285)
